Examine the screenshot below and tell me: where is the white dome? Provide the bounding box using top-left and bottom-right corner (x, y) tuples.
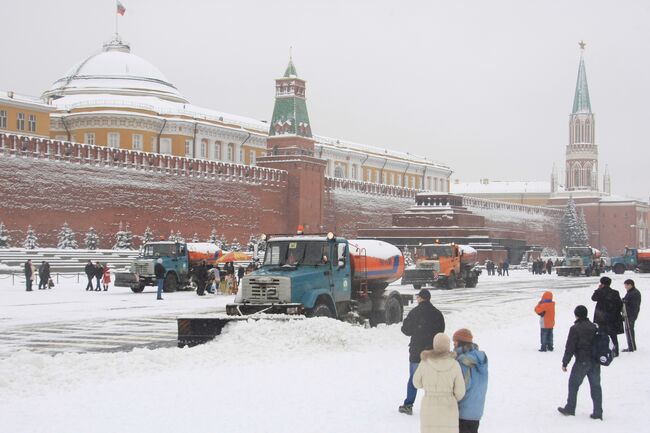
(43, 39), (188, 103)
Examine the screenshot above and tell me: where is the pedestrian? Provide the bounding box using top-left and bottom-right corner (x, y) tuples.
(413, 333), (466, 433)
(558, 305), (603, 420)
(502, 260), (509, 276)
(453, 329), (488, 433)
(194, 259), (209, 296)
(154, 258), (165, 300)
(94, 262), (103, 291)
(546, 258), (553, 275)
(24, 259), (33, 291)
(622, 279), (641, 352)
(591, 276), (623, 356)
(102, 264), (111, 291)
(534, 291), (555, 352)
(496, 263), (503, 276)
(398, 288), (446, 416)
(237, 265), (245, 286)
(84, 260), (94, 291)
(38, 260), (51, 290)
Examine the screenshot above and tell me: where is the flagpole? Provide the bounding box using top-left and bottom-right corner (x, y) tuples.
(115, 1), (119, 39)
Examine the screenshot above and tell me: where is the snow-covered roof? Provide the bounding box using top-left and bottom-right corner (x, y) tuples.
(452, 180), (554, 194)
(0, 90), (55, 111)
(43, 39), (188, 104)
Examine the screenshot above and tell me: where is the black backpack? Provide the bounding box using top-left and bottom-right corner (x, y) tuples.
(592, 328), (614, 366)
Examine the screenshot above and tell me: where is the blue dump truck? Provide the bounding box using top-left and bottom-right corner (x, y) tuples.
(556, 246), (602, 277)
(177, 233), (411, 347)
(115, 241), (221, 293)
(610, 247), (650, 274)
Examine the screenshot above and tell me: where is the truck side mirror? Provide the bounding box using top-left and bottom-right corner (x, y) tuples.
(338, 258), (346, 268)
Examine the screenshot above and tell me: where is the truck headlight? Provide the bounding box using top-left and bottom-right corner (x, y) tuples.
(286, 306), (299, 314)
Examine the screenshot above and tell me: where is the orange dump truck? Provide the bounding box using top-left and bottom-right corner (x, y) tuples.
(402, 243), (481, 289)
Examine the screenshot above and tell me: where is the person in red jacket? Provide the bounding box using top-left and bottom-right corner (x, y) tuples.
(535, 291), (556, 352)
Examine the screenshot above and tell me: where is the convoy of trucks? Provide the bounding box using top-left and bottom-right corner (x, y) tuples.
(177, 233), (412, 346)
(115, 241), (221, 293)
(610, 247), (650, 274)
(555, 246), (602, 277)
(401, 243), (481, 290)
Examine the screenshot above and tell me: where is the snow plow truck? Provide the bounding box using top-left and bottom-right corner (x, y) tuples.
(556, 246), (601, 277)
(115, 241), (221, 293)
(177, 233), (411, 347)
(610, 247), (650, 274)
(401, 242), (481, 290)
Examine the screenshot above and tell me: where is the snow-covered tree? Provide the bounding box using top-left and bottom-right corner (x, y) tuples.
(113, 222), (133, 250)
(84, 227), (99, 250)
(600, 246), (609, 257)
(208, 228), (218, 245)
(230, 237), (241, 252)
(168, 230), (177, 242)
(560, 196), (581, 250)
(577, 208), (590, 246)
(541, 247), (558, 257)
(247, 235), (258, 252)
(220, 234), (229, 251)
(403, 248), (414, 268)
(142, 226), (154, 245)
(0, 222), (11, 248)
(23, 225), (39, 249)
(57, 222), (78, 249)
(192, 232), (199, 243)
(175, 231), (185, 243)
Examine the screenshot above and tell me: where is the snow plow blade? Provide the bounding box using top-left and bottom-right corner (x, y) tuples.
(114, 272), (138, 288)
(177, 315), (304, 348)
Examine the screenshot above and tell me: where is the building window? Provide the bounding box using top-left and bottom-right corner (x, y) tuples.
(132, 134), (143, 150)
(214, 142), (221, 160)
(108, 132), (120, 148)
(334, 166), (344, 178)
(27, 114), (36, 132)
(227, 143), (234, 161)
(351, 164), (357, 180)
(375, 171), (380, 183)
(250, 150), (256, 166)
(185, 140), (192, 157)
(239, 148), (244, 163)
(0, 110), (7, 129)
(200, 140), (207, 158)
(160, 138), (172, 154)
(16, 113), (25, 131)
(84, 133), (95, 145)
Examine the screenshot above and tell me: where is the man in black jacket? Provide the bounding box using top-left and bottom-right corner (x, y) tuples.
(24, 260), (33, 291)
(622, 279), (642, 352)
(591, 276), (623, 356)
(398, 289), (445, 415)
(154, 258), (165, 300)
(194, 260), (209, 296)
(38, 261), (51, 290)
(558, 305), (602, 420)
(84, 260), (94, 291)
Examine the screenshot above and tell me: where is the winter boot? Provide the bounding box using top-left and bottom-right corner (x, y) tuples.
(557, 407), (575, 416)
(590, 413), (603, 420)
(398, 405), (413, 415)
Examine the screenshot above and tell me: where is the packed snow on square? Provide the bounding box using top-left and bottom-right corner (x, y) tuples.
(0, 270), (647, 433)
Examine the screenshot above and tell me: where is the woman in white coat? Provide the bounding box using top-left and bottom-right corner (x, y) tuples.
(413, 333), (466, 433)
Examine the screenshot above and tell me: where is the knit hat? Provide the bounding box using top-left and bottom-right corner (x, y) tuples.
(156, 258), (163, 264)
(433, 333), (451, 354)
(417, 289), (431, 300)
(574, 305), (588, 319)
(599, 276), (611, 286)
(452, 328), (473, 344)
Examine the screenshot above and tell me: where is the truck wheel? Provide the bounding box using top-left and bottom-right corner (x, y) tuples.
(585, 268), (592, 277)
(309, 303), (333, 318)
(384, 297), (404, 325)
(131, 283), (145, 293)
(465, 278), (477, 288)
(446, 273), (457, 290)
(164, 273), (178, 293)
(614, 264), (625, 274)
(413, 284), (422, 291)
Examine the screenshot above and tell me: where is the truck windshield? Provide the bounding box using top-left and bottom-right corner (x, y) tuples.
(566, 247), (591, 256)
(263, 241), (329, 266)
(142, 244), (177, 258)
(422, 245), (452, 257)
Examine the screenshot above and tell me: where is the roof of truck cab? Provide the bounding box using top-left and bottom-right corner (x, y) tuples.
(269, 236), (343, 242)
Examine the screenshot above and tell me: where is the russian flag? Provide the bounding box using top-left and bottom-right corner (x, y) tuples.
(117, 1), (126, 16)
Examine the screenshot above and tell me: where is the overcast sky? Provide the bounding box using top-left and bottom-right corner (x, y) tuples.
(1, 0), (648, 200)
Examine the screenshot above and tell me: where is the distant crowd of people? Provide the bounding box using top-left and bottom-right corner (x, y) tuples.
(483, 260), (509, 276)
(23, 259), (53, 291)
(84, 260), (111, 291)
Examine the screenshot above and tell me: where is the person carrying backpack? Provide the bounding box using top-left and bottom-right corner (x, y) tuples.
(591, 276), (623, 356)
(558, 305), (603, 420)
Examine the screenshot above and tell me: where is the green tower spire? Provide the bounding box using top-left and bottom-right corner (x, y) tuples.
(270, 58), (312, 138)
(572, 41), (592, 114)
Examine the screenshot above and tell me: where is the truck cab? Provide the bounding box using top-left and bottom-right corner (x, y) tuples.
(402, 243), (479, 289)
(556, 246), (601, 277)
(122, 241), (190, 293)
(611, 247), (638, 274)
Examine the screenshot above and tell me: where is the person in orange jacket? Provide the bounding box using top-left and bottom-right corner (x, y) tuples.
(535, 291), (555, 352)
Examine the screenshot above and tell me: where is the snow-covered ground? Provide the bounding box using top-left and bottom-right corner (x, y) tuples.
(0, 270), (647, 432)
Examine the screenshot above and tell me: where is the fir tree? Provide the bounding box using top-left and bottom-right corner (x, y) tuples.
(192, 232), (199, 243)
(230, 237), (241, 252)
(577, 208), (590, 246)
(403, 248), (414, 268)
(113, 222), (132, 250)
(208, 228), (218, 244)
(0, 222), (11, 248)
(220, 234), (229, 251)
(175, 231), (185, 243)
(57, 222), (78, 249)
(85, 227), (99, 250)
(169, 230), (177, 242)
(23, 225), (39, 249)
(541, 247), (558, 257)
(560, 196), (580, 250)
(247, 235), (258, 252)
(142, 226), (154, 245)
